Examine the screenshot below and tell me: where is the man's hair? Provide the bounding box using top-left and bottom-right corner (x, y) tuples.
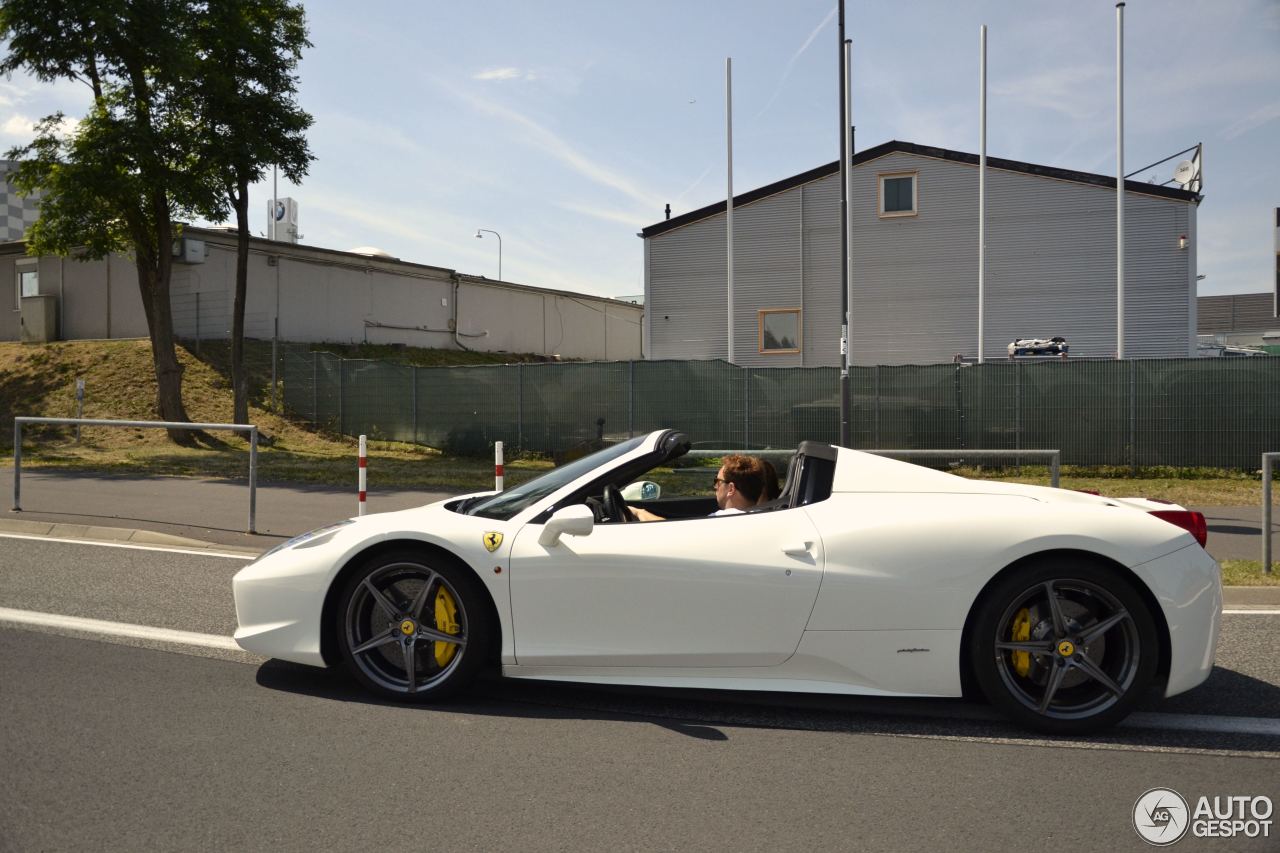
(721, 454), (766, 504)
(758, 458), (781, 503)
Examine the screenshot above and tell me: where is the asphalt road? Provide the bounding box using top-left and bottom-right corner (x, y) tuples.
(1, 535), (1278, 852)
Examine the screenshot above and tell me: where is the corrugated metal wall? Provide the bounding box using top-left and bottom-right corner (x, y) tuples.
(802, 180), (842, 367)
(647, 150), (1196, 365)
(1198, 293), (1278, 333)
(647, 214), (729, 359)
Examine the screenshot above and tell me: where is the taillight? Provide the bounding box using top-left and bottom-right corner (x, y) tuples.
(1149, 510), (1208, 548)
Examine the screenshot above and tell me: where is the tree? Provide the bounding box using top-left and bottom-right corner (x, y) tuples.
(1, 0), (227, 443)
(193, 0), (313, 425)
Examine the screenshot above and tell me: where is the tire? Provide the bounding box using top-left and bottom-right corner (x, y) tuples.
(335, 549), (491, 701)
(969, 557), (1158, 735)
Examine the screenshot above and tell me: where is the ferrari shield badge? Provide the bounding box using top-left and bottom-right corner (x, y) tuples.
(483, 531), (503, 552)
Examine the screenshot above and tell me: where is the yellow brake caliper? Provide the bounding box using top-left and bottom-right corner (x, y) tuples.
(1011, 608), (1032, 677)
(433, 585), (461, 667)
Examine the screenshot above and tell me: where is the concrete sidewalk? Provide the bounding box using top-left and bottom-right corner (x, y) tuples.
(1, 469), (456, 550)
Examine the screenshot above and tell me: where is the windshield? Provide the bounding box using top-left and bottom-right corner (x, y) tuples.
(463, 435), (649, 521)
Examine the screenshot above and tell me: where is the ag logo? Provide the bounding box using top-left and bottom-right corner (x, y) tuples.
(1058, 640), (1075, 657)
(483, 531), (503, 552)
(399, 619), (416, 636)
(1133, 788), (1190, 846)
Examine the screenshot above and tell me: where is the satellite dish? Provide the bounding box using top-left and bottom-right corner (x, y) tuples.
(1173, 159), (1196, 187)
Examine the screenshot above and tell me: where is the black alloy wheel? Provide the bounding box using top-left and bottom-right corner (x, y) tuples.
(970, 558), (1158, 734)
(336, 550), (491, 701)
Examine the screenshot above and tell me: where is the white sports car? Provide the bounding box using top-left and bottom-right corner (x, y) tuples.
(232, 430), (1220, 734)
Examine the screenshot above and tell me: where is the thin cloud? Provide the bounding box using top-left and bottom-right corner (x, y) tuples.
(556, 200), (651, 228)
(473, 67), (537, 82)
(753, 6), (838, 121)
(991, 64), (1110, 121)
(672, 162), (715, 208)
(448, 84), (666, 211)
(0, 113), (77, 141)
(1221, 100), (1280, 141)
(1, 115), (36, 136)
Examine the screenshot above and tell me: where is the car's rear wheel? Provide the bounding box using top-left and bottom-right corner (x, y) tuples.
(336, 550), (490, 701)
(970, 558), (1158, 734)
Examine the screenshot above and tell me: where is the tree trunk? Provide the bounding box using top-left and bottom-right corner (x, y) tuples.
(135, 213), (195, 445)
(231, 179), (250, 425)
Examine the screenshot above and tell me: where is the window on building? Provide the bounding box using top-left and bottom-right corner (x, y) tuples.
(15, 261), (38, 309)
(879, 172), (917, 217)
(759, 308), (801, 354)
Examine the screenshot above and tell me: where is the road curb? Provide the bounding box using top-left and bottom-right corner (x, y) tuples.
(1222, 586), (1280, 606)
(0, 518), (263, 557)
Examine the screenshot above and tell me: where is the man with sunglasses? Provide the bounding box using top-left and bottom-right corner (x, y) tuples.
(632, 454), (767, 521)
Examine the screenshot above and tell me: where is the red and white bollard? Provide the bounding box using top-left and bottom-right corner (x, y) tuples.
(358, 434), (367, 516)
(494, 440), (504, 492)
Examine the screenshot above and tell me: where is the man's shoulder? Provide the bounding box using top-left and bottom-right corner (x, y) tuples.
(709, 507), (744, 517)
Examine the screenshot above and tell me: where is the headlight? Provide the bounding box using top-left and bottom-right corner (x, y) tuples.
(256, 519), (354, 561)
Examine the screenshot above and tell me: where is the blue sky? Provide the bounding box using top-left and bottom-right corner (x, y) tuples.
(2, 0), (1277, 300)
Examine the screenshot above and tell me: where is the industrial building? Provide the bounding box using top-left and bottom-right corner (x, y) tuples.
(2, 226), (642, 361)
(1197, 292), (1280, 354)
(641, 140), (1202, 365)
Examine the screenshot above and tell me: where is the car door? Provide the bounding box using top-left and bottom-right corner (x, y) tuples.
(507, 508), (825, 667)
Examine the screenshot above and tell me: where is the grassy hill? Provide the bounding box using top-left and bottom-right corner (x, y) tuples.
(0, 339), (551, 489)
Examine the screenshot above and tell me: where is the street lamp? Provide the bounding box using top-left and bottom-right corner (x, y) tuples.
(475, 229), (502, 280)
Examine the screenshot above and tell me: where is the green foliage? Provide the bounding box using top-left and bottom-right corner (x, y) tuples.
(192, 0), (314, 191)
(1, 0), (228, 256)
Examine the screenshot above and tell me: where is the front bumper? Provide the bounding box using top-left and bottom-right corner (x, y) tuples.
(232, 548), (334, 668)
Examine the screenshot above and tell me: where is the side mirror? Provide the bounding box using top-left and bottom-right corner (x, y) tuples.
(621, 480), (661, 501)
(537, 504), (595, 547)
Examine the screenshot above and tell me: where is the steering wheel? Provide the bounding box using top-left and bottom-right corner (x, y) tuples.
(602, 484), (634, 523)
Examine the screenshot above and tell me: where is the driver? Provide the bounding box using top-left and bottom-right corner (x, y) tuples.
(631, 454), (767, 521)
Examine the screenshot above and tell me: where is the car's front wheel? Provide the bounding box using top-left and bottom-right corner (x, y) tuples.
(970, 558), (1158, 734)
(336, 550), (490, 701)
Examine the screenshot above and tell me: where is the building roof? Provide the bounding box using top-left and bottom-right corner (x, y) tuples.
(0, 226), (643, 310)
(640, 139), (1202, 239)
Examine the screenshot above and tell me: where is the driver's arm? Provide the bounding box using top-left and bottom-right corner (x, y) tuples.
(631, 507), (665, 522)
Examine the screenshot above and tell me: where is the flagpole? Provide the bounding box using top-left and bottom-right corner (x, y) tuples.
(1116, 2), (1126, 359)
(838, 0), (850, 447)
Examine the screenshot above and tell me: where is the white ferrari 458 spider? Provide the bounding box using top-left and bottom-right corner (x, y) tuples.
(232, 430), (1220, 734)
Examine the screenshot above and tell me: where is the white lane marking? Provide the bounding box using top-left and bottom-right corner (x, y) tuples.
(1222, 609), (1280, 615)
(1123, 712), (1280, 737)
(0, 532), (257, 560)
(0, 607), (241, 651)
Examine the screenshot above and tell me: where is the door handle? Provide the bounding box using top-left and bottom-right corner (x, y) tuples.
(781, 542), (813, 557)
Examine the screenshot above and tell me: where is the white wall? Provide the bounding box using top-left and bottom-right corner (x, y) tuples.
(5, 229), (643, 360)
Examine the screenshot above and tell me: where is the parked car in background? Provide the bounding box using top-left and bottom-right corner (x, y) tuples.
(1008, 336), (1068, 357)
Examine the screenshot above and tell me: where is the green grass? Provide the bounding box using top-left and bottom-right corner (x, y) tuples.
(1220, 561), (1280, 587)
(951, 465), (1275, 507)
(292, 341), (560, 367)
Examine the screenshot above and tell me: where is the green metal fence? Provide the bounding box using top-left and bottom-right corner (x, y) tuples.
(282, 351), (1280, 468)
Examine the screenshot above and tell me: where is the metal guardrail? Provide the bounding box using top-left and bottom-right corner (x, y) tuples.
(687, 448), (1062, 488)
(12, 417), (259, 534)
(1265, 452), (1278, 575)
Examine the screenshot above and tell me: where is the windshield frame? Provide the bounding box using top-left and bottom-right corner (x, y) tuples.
(460, 435), (650, 522)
